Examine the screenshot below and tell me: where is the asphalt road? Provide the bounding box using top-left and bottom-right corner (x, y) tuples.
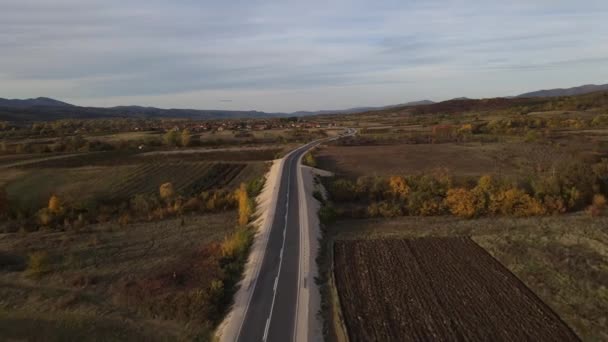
(237, 142), (315, 342)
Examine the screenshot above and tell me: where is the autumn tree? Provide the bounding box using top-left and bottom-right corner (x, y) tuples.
(163, 130), (179, 147)
(236, 183), (251, 226)
(388, 176), (410, 200)
(445, 188), (477, 218)
(181, 129), (192, 147)
(48, 194), (62, 214)
(159, 182), (175, 201)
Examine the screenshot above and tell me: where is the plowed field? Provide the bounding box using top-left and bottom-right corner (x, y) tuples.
(333, 237), (579, 342)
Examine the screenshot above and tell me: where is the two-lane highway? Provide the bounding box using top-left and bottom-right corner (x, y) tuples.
(236, 142), (316, 342)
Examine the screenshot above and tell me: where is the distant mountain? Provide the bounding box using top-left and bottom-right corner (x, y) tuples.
(0, 97), (74, 108)
(0, 98), (289, 121)
(290, 100), (434, 116)
(517, 84), (608, 98)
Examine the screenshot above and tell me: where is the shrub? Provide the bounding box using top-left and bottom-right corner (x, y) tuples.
(329, 178), (357, 202)
(303, 152), (317, 167)
(377, 201), (402, 218)
(159, 182), (175, 201)
(587, 194), (607, 217)
(236, 183), (250, 226)
(490, 188), (545, 217)
(48, 194), (62, 214)
(319, 203), (337, 224)
(37, 208), (54, 226)
(26, 251), (51, 277)
(445, 188), (477, 218)
(181, 129), (192, 147)
(387, 176), (410, 200)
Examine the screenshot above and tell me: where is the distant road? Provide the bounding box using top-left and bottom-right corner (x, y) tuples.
(236, 129), (354, 342)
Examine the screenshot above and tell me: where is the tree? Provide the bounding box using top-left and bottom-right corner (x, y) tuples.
(445, 188), (478, 218)
(48, 194), (62, 214)
(181, 129), (192, 147)
(163, 130), (179, 147)
(237, 183), (251, 226)
(303, 153), (316, 167)
(388, 176), (410, 200)
(159, 182), (175, 201)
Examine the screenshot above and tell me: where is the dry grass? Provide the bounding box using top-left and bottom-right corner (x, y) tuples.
(329, 214), (608, 341)
(0, 212), (237, 340)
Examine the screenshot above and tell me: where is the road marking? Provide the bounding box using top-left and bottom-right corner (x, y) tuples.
(262, 154), (293, 342)
(263, 318), (271, 341)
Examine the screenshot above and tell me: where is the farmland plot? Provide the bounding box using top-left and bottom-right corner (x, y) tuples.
(333, 238), (579, 342)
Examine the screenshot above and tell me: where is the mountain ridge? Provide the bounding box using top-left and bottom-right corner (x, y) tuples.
(516, 84), (608, 98)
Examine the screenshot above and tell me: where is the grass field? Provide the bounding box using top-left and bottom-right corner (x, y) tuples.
(0, 212), (236, 341)
(328, 214), (608, 341)
(334, 237), (579, 341)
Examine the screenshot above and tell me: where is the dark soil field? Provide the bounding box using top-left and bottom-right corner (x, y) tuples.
(333, 237), (580, 342)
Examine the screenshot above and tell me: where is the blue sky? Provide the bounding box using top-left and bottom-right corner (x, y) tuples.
(1, 0), (607, 112)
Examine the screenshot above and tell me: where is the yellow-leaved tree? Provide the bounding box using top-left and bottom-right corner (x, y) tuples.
(181, 129), (192, 147)
(159, 182), (175, 201)
(237, 183), (251, 226)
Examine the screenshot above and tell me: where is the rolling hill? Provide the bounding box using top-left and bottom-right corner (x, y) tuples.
(517, 84), (608, 98)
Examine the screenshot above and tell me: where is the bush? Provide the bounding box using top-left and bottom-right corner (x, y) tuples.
(159, 183), (176, 201)
(303, 152), (317, 167)
(445, 188), (478, 218)
(318, 203), (337, 224)
(490, 188), (545, 217)
(236, 183), (251, 226)
(26, 251), (51, 277)
(587, 194), (607, 217)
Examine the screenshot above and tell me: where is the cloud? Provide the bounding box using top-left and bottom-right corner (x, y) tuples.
(1, 0), (607, 111)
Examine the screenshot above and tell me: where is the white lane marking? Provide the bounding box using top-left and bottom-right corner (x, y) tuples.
(263, 318), (271, 341)
(262, 153), (294, 342)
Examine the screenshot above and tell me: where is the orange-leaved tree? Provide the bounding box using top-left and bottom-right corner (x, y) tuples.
(388, 176), (410, 200)
(48, 194), (62, 214)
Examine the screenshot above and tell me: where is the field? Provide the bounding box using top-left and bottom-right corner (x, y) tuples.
(315, 140), (588, 179)
(328, 215), (608, 341)
(334, 237), (579, 341)
(0, 212), (237, 340)
(6, 161), (258, 210)
(2, 147), (273, 213)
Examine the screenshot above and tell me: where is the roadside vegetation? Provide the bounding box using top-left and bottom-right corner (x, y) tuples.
(0, 116), (279, 340)
(313, 90), (608, 341)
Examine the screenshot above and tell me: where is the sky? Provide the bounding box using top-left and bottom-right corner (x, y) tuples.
(1, 0), (608, 112)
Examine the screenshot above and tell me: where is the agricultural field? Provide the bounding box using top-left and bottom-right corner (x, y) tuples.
(0, 212), (237, 340)
(2, 147), (275, 214)
(327, 215), (608, 341)
(333, 237), (579, 341)
(5, 160), (260, 211)
(315, 98), (608, 342)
